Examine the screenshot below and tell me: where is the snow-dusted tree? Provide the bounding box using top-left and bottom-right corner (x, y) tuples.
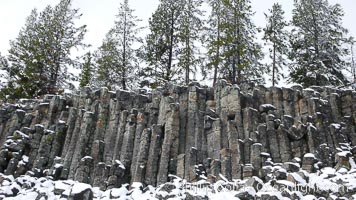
(178, 0), (204, 84)
(289, 0), (351, 87)
(204, 0), (224, 86)
(94, 0), (142, 90)
(351, 38), (356, 83)
(263, 3), (289, 86)
(142, 0), (184, 86)
(0, 53), (9, 77)
(0, 53), (10, 94)
(227, 0), (264, 84)
(206, 0), (264, 85)
(79, 52), (94, 88)
(3, 0), (87, 98)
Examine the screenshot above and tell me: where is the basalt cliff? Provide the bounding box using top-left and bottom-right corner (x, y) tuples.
(0, 81), (355, 199)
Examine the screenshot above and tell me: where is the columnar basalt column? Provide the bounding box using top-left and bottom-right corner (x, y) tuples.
(157, 103), (180, 185)
(68, 111), (95, 179)
(145, 124), (164, 186)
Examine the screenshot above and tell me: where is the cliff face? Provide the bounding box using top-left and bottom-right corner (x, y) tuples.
(0, 81), (355, 190)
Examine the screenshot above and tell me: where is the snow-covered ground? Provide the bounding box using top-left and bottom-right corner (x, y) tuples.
(1, 154), (356, 200)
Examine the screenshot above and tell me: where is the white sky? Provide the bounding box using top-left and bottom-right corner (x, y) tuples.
(0, 0), (355, 57)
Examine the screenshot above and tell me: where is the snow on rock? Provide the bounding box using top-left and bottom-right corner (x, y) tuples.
(21, 155), (29, 163)
(350, 157), (356, 169)
(331, 123), (341, 129)
(110, 187), (129, 198)
(3, 158), (356, 200)
(115, 160), (125, 169)
(55, 180), (73, 193)
(70, 182), (91, 195)
(337, 151), (351, 157)
(259, 104), (276, 112)
(303, 195), (318, 200)
(11, 191), (39, 199)
(257, 192), (284, 200)
(303, 153), (316, 159)
(14, 130), (29, 139)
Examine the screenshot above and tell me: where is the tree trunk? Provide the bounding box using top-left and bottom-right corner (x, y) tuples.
(167, 11), (175, 82)
(122, 12), (127, 90)
(352, 44), (355, 83)
(235, 4), (240, 85)
(213, 3), (221, 87)
(185, 38), (190, 85)
(272, 41), (276, 87)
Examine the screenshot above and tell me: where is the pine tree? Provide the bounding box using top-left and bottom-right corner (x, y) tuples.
(94, 0), (142, 90)
(205, 0), (264, 85)
(3, 0), (87, 98)
(222, 0), (264, 84)
(205, 0), (224, 86)
(142, 0), (184, 86)
(289, 0), (351, 87)
(79, 52), (94, 88)
(350, 38), (355, 83)
(0, 53), (10, 93)
(263, 3), (289, 86)
(178, 0), (204, 84)
(4, 9), (45, 98)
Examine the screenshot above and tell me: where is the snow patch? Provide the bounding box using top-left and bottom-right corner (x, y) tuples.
(71, 183), (91, 194)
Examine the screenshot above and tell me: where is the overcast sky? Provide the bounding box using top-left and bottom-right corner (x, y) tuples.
(0, 0), (355, 56)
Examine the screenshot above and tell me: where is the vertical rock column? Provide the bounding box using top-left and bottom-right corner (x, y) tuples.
(112, 110), (129, 161)
(0, 109), (26, 145)
(266, 114), (281, 163)
(145, 124), (164, 186)
(227, 120), (241, 179)
(68, 111), (95, 180)
(32, 129), (55, 173)
(178, 87), (188, 156)
(157, 103), (180, 185)
(91, 88), (110, 164)
(48, 121), (67, 167)
(131, 128), (152, 183)
(272, 87), (284, 119)
(206, 118), (221, 160)
(61, 108), (78, 158)
(131, 112), (149, 172)
(92, 162), (110, 190)
(46, 95), (65, 128)
(276, 125), (291, 162)
(184, 84), (206, 181)
(283, 88), (296, 117)
(119, 109), (138, 182)
(227, 85), (243, 180)
(103, 96), (120, 164)
(28, 125), (44, 168)
(61, 109), (84, 179)
(242, 107), (259, 164)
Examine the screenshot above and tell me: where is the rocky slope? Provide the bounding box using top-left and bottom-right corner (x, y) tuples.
(0, 81), (355, 199)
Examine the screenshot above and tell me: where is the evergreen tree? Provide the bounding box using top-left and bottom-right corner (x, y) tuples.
(205, 0), (264, 85)
(94, 0), (142, 90)
(205, 0), (225, 86)
(142, 0), (184, 86)
(289, 0), (351, 87)
(2, 0), (87, 98)
(222, 0), (264, 84)
(0, 53), (10, 93)
(178, 0), (204, 84)
(4, 9), (45, 98)
(263, 3), (289, 86)
(350, 38), (355, 83)
(94, 32), (120, 89)
(79, 52), (94, 87)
